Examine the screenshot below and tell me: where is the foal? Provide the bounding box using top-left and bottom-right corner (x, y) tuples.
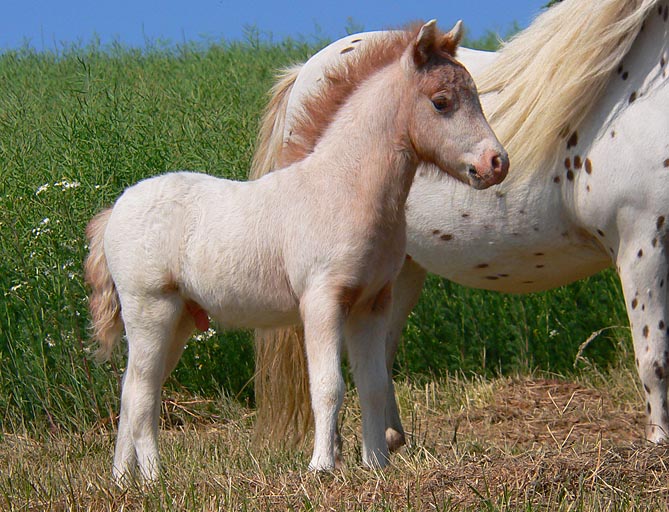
(85, 20), (508, 481)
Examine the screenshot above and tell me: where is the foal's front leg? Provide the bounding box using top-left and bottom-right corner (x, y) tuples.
(345, 283), (394, 468)
(300, 289), (346, 471)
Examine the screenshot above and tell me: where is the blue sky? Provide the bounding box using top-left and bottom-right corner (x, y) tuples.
(2, 0), (549, 52)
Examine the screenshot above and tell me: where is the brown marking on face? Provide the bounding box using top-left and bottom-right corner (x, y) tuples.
(585, 158), (592, 174)
(371, 282), (393, 313)
(574, 156), (582, 169)
(338, 285), (363, 315)
(567, 131), (578, 149)
(440, 233), (453, 241)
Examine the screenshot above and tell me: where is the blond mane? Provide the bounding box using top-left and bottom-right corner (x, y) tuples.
(476, 0), (659, 180)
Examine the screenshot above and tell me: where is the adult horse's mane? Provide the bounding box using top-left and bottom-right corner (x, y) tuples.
(278, 22), (453, 167)
(477, 0), (659, 180)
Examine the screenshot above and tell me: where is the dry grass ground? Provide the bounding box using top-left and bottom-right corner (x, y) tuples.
(2, 365), (669, 511)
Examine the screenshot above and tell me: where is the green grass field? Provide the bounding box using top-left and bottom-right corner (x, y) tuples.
(0, 36), (651, 510)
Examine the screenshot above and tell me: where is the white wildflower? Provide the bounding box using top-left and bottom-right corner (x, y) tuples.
(35, 183), (50, 195)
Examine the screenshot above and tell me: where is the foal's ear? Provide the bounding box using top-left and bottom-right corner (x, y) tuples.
(413, 19), (438, 67)
(441, 20), (464, 56)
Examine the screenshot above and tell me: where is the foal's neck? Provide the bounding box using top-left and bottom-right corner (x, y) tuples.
(310, 64), (418, 224)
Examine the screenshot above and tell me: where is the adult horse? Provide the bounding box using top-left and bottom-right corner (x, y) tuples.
(252, 0), (669, 452)
(85, 21), (507, 480)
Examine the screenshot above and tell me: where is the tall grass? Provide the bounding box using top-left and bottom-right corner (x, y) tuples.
(0, 35), (632, 437)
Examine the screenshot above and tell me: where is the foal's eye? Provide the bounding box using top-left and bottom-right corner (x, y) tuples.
(431, 95), (453, 113)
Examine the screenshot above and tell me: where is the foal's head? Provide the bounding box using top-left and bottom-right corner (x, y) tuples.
(402, 20), (509, 189)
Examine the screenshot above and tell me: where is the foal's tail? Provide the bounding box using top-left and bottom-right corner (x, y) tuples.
(250, 64), (315, 445)
(84, 208), (123, 362)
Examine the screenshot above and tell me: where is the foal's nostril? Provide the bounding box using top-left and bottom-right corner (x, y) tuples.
(492, 155), (502, 171)
(468, 166), (478, 179)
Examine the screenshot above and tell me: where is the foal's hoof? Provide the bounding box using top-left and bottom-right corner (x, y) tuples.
(386, 428), (406, 452)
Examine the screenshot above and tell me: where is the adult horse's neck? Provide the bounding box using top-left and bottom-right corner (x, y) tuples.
(305, 62), (419, 228)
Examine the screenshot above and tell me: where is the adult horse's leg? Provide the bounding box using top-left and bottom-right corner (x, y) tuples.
(345, 286), (393, 468)
(113, 293), (182, 483)
(617, 224), (669, 442)
(300, 288), (346, 471)
(384, 258), (427, 451)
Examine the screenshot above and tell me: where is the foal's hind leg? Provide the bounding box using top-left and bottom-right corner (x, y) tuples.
(113, 293), (183, 483)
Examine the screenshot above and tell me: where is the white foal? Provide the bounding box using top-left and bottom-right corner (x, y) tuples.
(252, 0), (669, 450)
(85, 20), (508, 481)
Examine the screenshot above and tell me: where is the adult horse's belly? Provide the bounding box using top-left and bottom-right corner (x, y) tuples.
(404, 172), (611, 293)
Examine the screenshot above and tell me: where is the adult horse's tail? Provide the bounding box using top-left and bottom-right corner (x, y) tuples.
(250, 64), (315, 445)
(84, 208), (123, 362)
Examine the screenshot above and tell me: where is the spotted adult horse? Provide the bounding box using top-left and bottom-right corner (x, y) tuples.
(252, 0), (669, 451)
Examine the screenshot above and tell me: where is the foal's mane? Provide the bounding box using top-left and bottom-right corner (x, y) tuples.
(279, 23), (428, 167)
(476, 0), (659, 179)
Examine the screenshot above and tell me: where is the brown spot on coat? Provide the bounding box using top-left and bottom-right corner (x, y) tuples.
(638, 249), (644, 258)
(564, 157), (571, 169)
(644, 383), (651, 393)
(432, 229), (441, 235)
(338, 285), (363, 315)
(660, 320), (666, 330)
(340, 47), (355, 54)
(597, 229), (605, 237)
(553, 176), (561, 184)
(622, 71), (629, 80)
(574, 156), (582, 169)
(476, 263), (490, 269)
(371, 282), (393, 313)
(585, 158), (592, 174)
(632, 298), (638, 309)
(658, 216), (665, 229)
(485, 276), (499, 280)
(664, 159), (669, 168)
(566, 170), (574, 181)
(567, 131), (578, 149)
(630, 92), (637, 103)
(440, 234), (453, 241)
(643, 325), (650, 338)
